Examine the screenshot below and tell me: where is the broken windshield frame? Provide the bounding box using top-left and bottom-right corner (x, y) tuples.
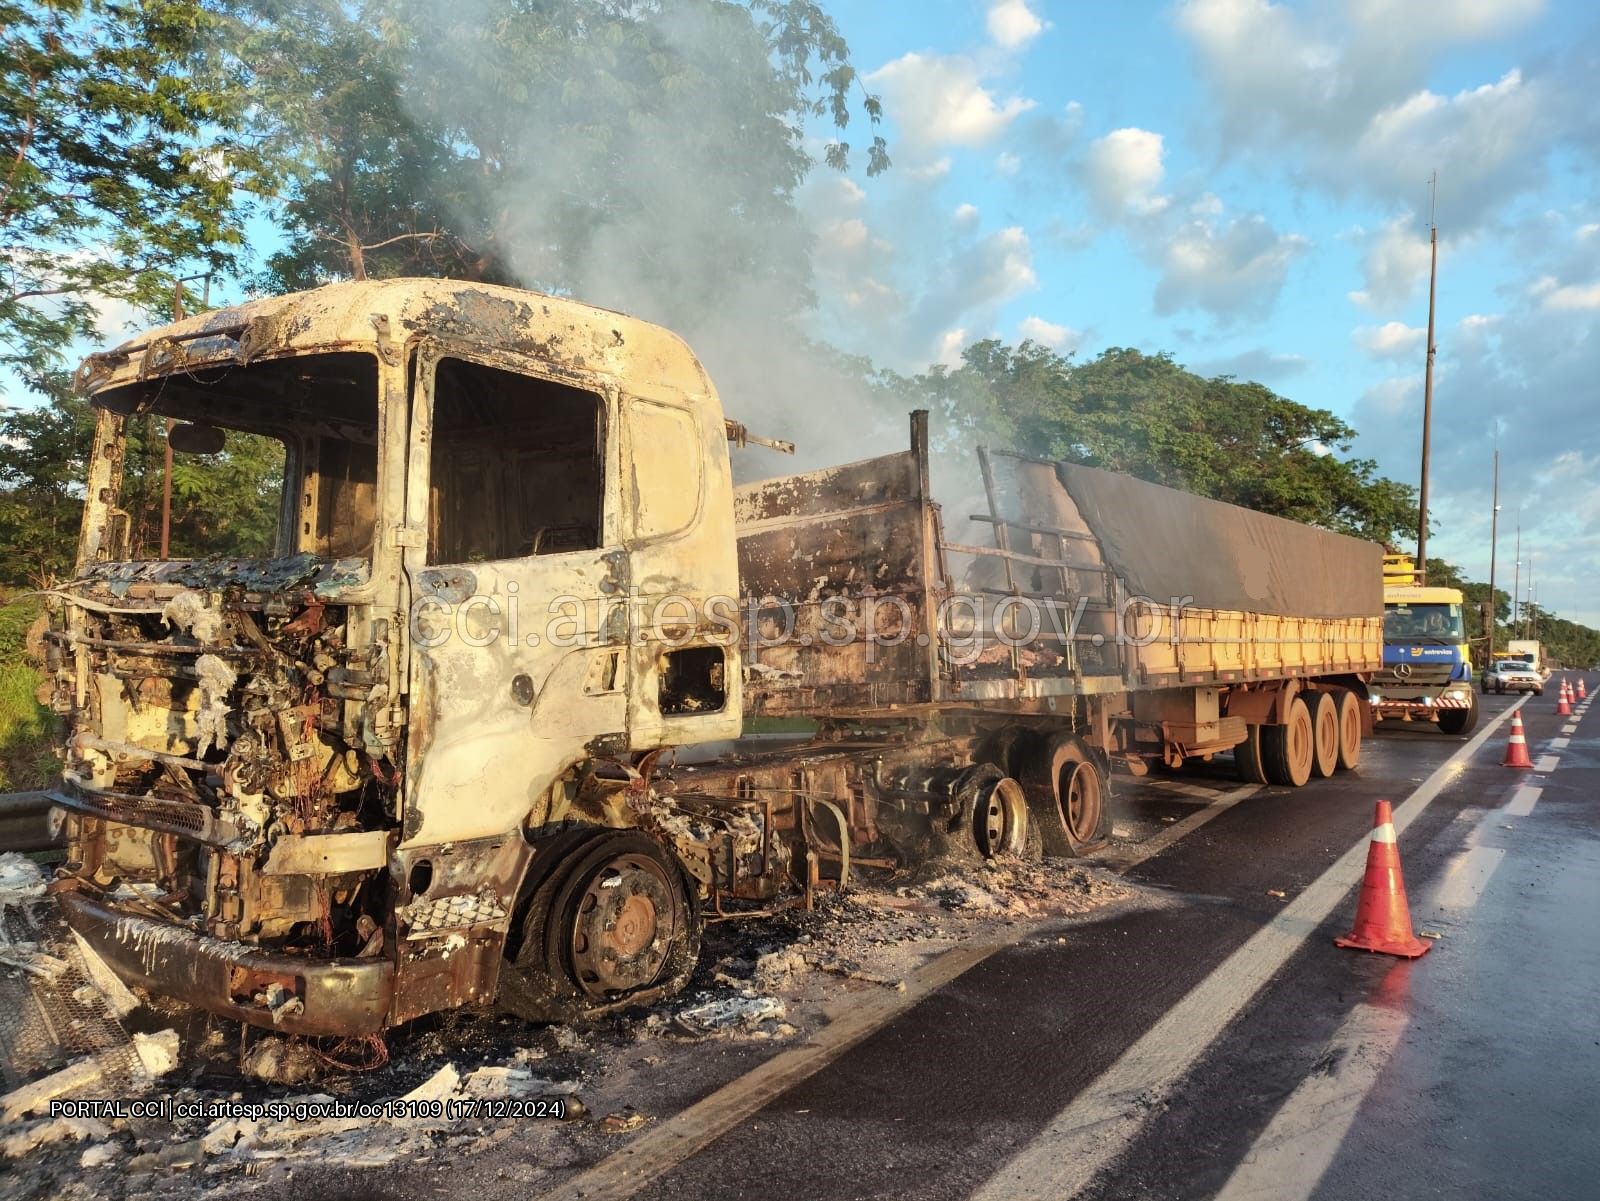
(87, 352), (383, 566)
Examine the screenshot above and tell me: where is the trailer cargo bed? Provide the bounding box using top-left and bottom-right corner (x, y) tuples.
(737, 416), (1383, 719)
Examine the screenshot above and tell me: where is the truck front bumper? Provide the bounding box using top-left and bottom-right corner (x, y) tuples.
(57, 889), (393, 1036)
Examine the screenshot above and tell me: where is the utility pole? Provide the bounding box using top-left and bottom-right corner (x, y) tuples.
(1416, 171), (1439, 584)
(1487, 447), (1499, 661)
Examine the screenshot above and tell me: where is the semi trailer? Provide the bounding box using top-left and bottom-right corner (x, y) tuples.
(42, 279), (1384, 1034)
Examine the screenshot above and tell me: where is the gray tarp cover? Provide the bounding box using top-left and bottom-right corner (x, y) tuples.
(1054, 461), (1383, 619)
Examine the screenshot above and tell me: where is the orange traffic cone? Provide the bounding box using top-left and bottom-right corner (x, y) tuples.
(1581, 679), (1589, 701)
(1557, 688), (1572, 716)
(1502, 712), (1533, 768)
(1335, 800), (1431, 959)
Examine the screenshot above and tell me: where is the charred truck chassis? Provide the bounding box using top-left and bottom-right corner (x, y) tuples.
(47, 280), (1385, 1036)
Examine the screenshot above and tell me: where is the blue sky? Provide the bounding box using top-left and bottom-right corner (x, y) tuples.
(800, 0), (1600, 626)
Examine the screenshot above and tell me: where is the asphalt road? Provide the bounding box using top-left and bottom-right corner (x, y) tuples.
(268, 687), (1600, 1201)
(564, 688), (1599, 1201)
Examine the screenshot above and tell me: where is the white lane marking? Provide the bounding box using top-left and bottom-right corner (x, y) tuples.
(1215, 790), (1522, 1201)
(1504, 785), (1542, 817)
(1550, 737), (1571, 749)
(1535, 754), (1560, 773)
(1561, 724), (1577, 735)
(1430, 844), (1508, 911)
(971, 697), (1526, 1201)
(1106, 785), (1260, 871)
(1210, 1003), (1411, 1201)
(1142, 778), (1239, 803)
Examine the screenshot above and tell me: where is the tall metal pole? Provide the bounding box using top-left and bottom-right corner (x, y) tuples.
(1416, 172), (1439, 584)
(1487, 448), (1499, 661)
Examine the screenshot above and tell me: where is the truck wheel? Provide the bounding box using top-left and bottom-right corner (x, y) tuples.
(1310, 692), (1339, 779)
(1335, 691), (1362, 771)
(1020, 734), (1108, 857)
(1234, 724), (1269, 784)
(1437, 693), (1479, 737)
(501, 831), (700, 1023)
(1262, 697), (1314, 787)
(956, 764), (1030, 859)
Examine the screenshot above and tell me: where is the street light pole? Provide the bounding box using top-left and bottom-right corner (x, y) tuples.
(1487, 448), (1499, 662)
(1416, 172), (1439, 584)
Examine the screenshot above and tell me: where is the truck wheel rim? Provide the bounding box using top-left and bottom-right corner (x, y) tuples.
(973, 777), (1027, 857)
(567, 853), (680, 996)
(1061, 762), (1101, 843)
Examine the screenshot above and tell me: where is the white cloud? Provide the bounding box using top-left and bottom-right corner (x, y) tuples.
(994, 151), (1021, 176)
(987, 0), (1046, 50)
(904, 157), (953, 181)
(818, 217), (868, 254)
(1018, 316), (1082, 352)
(868, 53), (1035, 147)
(1355, 321), (1427, 357)
(1084, 128), (1168, 217)
(1154, 214), (1308, 320)
(935, 327), (970, 368)
(1176, 0), (1558, 228)
(1539, 281), (1600, 310)
(1348, 216), (1433, 308)
(1349, 0), (1544, 43)
(953, 203), (981, 230)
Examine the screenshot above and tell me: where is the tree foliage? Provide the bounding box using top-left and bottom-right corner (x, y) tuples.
(0, 0), (253, 388)
(217, 0), (886, 326)
(0, 380), (281, 586)
(896, 341), (1421, 547)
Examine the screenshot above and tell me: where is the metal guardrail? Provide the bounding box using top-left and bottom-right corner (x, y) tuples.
(0, 791), (60, 853)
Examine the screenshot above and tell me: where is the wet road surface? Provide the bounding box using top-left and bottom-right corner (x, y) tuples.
(284, 688), (1600, 1201)
(578, 690), (1597, 1201)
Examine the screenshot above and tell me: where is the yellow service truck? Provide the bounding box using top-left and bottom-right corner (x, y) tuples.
(1374, 553), (1478, 734)
(42, 279), (1384, 1034)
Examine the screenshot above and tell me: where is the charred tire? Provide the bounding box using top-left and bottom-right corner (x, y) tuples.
(976, 725), (1036, 780)
(1021, 734), (1108, 857)
(956, 763), (1030, 859)
(1262, 697), (1315, 788)
(1335, 690), (1363, 771)
(1310, 691), (1339, 779)
(1234, 723), (1269, 785)
(1436, 692), (1479, 737)
(503, 832), (700, 1023)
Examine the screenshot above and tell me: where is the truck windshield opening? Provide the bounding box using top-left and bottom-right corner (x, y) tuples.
(1383, 602), (1464, 641)
(90, 352), (380, 561)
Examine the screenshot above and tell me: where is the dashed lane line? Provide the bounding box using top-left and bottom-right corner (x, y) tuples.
(969, 695), (1527, 1201)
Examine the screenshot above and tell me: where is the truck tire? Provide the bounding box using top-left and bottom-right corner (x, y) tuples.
(1437, 692), (1479, 737)
(1234, 723), (1269, 784)
(501, 831), (700, 1023)
(1020, 734), (1108, 857)
(1335, 690), (1362, 771)
(1310, 691), (1339, 778)
(1262, 697), (1314, 787)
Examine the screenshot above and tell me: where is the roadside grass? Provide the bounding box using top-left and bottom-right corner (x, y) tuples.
(0, 594), (61, 791)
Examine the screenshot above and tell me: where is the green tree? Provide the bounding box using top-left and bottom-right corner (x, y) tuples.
(219, 0), (886, 324)
(0, 380), (282, 587)
(0, 0), (253, 389)
(900, 341), (1419, 546)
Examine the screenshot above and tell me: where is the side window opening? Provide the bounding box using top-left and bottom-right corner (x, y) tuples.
(428, 358), (604, 564)
(659, 645), (726, 715)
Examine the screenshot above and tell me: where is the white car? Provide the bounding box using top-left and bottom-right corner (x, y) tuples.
(1482, 660), (1543, 695)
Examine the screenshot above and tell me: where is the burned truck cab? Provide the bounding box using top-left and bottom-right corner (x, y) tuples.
(49, 280), (745, 1033)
